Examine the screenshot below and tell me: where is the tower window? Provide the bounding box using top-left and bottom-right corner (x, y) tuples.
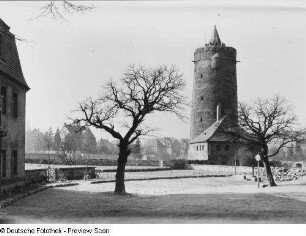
(1, 150), (6, 177)
(200, 117), (202, 122)
(1, 86), (7, 115)
(200, 74), (203, 78)
(12, 150), (17, 175)
(12, 92), (18, 118)
(0, 34), (3, 57)
(201, 96), (204, 101)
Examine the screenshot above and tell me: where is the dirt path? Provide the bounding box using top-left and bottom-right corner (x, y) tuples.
(1, 177), (306, 223)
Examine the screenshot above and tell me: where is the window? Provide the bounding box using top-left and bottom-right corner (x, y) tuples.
(200, 74), (203, 78)
(12, 92), (18, 118)
(0, 34), (3, 57)
(202, 145), (204, 151)
(225, 145), (229, 151)
(201, 96), (204, 101)
(1, 86), (7, 115)
(196, 146), (198, 151)
(11, 150), (17, 175)
(200, 117), (202, 122)
(1, 150), (6, 177)
(216, 145), (221, 151)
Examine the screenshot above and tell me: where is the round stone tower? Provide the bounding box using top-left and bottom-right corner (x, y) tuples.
(190, 26), (238, 140)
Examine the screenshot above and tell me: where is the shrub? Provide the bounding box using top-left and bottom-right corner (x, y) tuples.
(188, 160), (208, 165)
(164, 159), (191, 170)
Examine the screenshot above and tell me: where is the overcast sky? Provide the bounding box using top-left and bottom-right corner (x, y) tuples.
(0, 0), (305, 140)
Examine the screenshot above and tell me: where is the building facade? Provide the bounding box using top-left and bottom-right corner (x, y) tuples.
(188, 26), (254, 166)
(142, 138), (184, 160)
(0, 19), (29, 190)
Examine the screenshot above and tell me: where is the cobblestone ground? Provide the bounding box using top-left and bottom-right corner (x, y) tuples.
(1, 176), (306, 223)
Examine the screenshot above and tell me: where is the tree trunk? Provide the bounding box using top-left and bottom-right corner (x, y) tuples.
(115, 145), (129, 194)
(262, 156), (277, 187)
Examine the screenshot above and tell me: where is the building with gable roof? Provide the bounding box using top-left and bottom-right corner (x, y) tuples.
(0, 19), (30, 190)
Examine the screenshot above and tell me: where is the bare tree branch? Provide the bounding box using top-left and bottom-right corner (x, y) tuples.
(31, 1), (95, 21)
(69, 64), (187, 193)
(223, 95), (305, 187)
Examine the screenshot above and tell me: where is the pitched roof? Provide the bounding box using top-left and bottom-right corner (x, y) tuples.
(189, 117), (226, 144)
(209, 25), (221, 46)
(0, 18), (29, 90)
(143, 138), (172, 148)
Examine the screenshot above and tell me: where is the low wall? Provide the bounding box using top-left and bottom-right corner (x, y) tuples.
(26, 156), (164, 167)
(191, 164), (252, 175)
(55, 167), (96, 180)
(25, 168), (48, 185)
(25, 166), (96, 183)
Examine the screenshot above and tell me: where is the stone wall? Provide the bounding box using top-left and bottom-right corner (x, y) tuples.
(190, 45), (237, 140)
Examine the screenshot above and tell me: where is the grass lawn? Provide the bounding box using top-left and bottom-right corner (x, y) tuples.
(1, 176), (305, 224)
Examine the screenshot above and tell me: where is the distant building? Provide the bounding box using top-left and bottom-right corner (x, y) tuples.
(0, 19), (30, 190)
(188, 26), (254, 166)
(142, 137), (183, 160)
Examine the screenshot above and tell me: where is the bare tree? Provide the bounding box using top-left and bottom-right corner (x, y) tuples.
(225, 95), (305, 186)
(71, 65), (186, 194)
(34, 1), (94, 20)
(43, 127), (54, 153)
(60, 127), (80, 165)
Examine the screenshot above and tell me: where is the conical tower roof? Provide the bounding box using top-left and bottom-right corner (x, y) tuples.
(209, 25), (221, 45)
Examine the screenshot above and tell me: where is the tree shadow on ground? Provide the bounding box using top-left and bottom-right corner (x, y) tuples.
(2, 188), (306, 224)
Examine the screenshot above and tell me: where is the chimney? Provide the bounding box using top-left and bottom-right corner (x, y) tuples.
(216, 103), (221, 121)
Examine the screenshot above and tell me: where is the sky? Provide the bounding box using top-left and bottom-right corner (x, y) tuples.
(0, 0), (305, 140)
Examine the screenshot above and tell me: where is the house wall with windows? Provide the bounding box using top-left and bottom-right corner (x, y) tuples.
(0, 19), (29, 190)
(208, 142), (257, 166)
(208, 142), (237, 165)
(188, 142), (209, 161)
(189, 140), (257, 166)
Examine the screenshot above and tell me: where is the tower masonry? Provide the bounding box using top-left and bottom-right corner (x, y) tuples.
(190, 26), (238, 140)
